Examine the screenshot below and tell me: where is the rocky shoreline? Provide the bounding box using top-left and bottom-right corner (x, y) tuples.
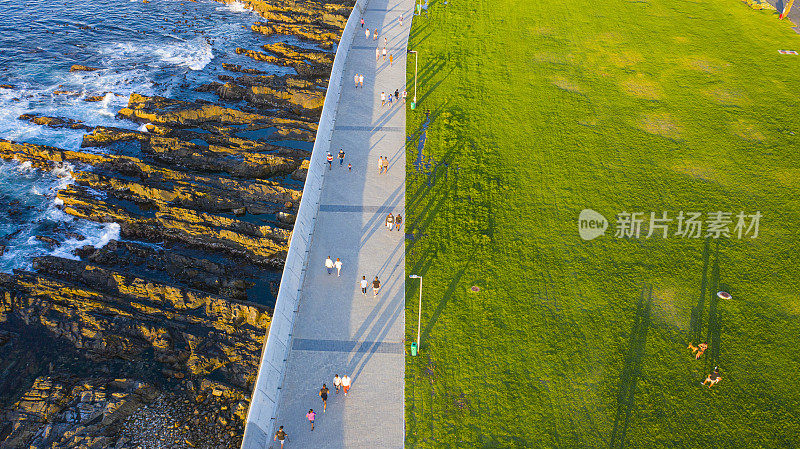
(0, 1), (354, 447)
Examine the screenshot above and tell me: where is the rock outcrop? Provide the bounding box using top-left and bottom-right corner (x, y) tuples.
(0, 0), (355, 447)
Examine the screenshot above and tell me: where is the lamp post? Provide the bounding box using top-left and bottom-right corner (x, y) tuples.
(407, 50), (418, 109)
(409, 274), (422, 354)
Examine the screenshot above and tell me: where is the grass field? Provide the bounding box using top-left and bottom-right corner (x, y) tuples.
(404, 0), (800, 447)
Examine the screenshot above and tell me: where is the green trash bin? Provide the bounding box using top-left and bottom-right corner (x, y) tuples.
(410, 101), (416, 110)
(410, 342), (418, 356)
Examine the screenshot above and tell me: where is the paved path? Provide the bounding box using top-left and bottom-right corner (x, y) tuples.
(270, 0), (412, 447)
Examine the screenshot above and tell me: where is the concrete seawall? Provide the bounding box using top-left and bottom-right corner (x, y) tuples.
(240, 1), (369, 447)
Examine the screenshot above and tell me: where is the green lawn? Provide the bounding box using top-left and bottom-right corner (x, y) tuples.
(404, 0), (800, 447)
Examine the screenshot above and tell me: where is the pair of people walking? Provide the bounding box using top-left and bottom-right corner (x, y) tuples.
(359, 275), (382, 296)
(325, 256), (343, 276)
(385, 213), (402, 231)
(353, 73), (364, 88)
(333, 374), (351, 396)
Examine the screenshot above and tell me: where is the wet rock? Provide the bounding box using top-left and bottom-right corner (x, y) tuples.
(69, 65), (101, 72)
(18, 113), (94, 131)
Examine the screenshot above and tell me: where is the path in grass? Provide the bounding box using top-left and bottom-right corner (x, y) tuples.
(405, 0), (800, 447)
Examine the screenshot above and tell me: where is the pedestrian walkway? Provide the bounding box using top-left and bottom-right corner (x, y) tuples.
(268, 0), (412, 447)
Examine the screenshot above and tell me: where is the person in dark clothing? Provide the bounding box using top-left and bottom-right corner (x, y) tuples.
(319, 383), (329, 412)
(274, 426), (288, 447)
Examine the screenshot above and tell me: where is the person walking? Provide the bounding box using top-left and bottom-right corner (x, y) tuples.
(395, 214), (403, 231)
(359, 275), (368, 296)
(388, 93), (393, 106)
(373, 29), (378, 41)
(382, 47), (387, 61)
(382, 155), (389, 173)
(400, 14), (403, 26)
(338, 148), (345, 166)
(360, 18), (364, 27)
(326, 151), (333, 169)
(306, 409), (316, 431)
(341, 374), (351, 396)
(384, 36), (388, 47)
(333, 374), (341, 394)
(319, 383), (329, 412)
(359, 74), (364, 88)
(325, 256), (334, 275)
(348, 162), (352, 172)
(365, 28), (370, 39)
(381, 91), (386, 107)
(378, 156), (385, 174)
(402, 89), (407, 103)
(385, 213), (394, 231)
(394, 89), (399, 99)
(354, 73), (358, 88)
(390, 53), (393, 66)
(334, 257), (342, 276)
(376, 47), (380, 62)
(274, 426), (288, 448)
(372, 276), (381, 296)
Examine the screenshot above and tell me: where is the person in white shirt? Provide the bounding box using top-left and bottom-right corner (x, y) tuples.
(334, 257), (343, 277)
(341, 374), (351, 396)
(354, 73), (359, 88)
(333, 374), (341, 394)
(381, 91), (386, 106)
(365, 28), (370, 39)
(359, 275), (368, 295)
(359, 74), (364, 88)
(325, 256), (334, 275)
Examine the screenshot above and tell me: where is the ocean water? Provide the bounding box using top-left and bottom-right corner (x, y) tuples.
(0, 0), (293, 272)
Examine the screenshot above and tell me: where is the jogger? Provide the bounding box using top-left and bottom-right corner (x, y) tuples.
(274, 426), (288, 448)
(319, 384), (329, 412)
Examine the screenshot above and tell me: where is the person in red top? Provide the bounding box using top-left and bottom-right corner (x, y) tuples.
(326, 151), (333, 170)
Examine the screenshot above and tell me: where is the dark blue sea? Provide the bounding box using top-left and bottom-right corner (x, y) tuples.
(0, 0), (298, 272)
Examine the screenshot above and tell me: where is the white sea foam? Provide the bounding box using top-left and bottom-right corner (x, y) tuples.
(218, 1), (250, 13)
(154, 37), (214, 71)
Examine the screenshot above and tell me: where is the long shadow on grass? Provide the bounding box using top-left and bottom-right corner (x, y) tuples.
(419, 267), (465, 346)
(609, 285), (653, 449)
(704, 242), (723, 371)
(688, 238), (711, 344)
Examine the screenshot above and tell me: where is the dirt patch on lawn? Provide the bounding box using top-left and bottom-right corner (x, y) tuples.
(638, 112), (682, 140)
(621, 75), (663, 100)
(730, 119), (765, 141)
(680, 56), (730, 74)
(706, 89), (750, 107)
(551, 75), (585, 94)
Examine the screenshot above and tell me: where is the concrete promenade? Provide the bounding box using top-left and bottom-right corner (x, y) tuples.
(268, 0), (412, 447)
